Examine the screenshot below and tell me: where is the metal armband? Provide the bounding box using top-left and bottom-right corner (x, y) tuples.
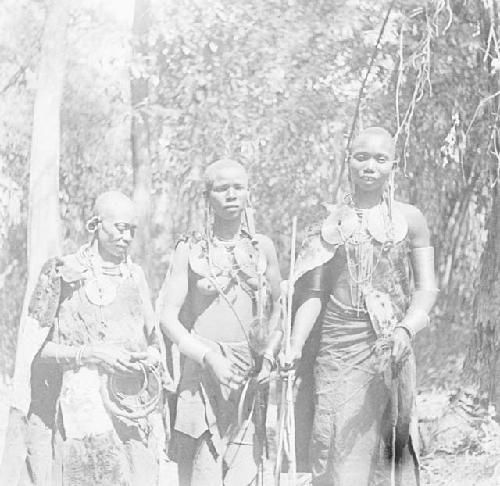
(411, 246), (439, 292)
(399, 306), (431, 337)
(178, 334), (211, 365)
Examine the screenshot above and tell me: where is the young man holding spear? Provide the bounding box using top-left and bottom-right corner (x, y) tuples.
(159, 159), (282, 486)
(286, 127), (438, 485)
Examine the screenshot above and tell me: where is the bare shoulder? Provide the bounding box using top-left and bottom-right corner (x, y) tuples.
(165, 239), (190, 279)
(254, 233), (277, 254)
(394, 201), (426, 224)
(394, 201), (431, 247)
(254, 233), (282, 285)
(173, 239), (190, 257)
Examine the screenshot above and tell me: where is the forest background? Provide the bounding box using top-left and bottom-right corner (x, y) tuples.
(1, 0), (500, 484)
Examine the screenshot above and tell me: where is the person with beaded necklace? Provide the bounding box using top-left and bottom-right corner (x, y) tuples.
(159, 159), (282, 486)
(286, 127), (438, 485)
(13, 191), (165, 485)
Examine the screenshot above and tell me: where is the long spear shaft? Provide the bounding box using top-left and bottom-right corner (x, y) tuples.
(275, 217), (298, 486)
(285, 217), (297, 357)
(285, 217), (297, 486)
(331, 0), (396, 201)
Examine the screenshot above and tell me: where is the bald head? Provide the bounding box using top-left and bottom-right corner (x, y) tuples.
(92, 191), (138, 262)
(351, 127), (395, 160)
(94, 191), (137, 222)
(204, 158), (248, 192)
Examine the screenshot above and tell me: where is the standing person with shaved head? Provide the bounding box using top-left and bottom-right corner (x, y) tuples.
(17, 191), (166, 485)
(159, 159), (282, 486)
(286, 128), (438, 485)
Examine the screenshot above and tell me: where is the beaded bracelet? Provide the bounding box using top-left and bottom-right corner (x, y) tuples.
(178, 335), (211, 365)
(75, 345), (87, 367)
(395, 325), (414, 340)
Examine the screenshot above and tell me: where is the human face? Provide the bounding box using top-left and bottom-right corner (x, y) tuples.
(96, 206), (138, 262)
(207, 167), (248, 221)
(349, 134), (395, 193)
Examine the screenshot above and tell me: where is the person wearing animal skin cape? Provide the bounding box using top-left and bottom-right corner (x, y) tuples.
(3, 191), (167, 485)
(286, 127), (438, 485)
(159, 159), (282, 486)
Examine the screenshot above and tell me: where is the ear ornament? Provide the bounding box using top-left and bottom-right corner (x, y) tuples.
(85, 216), (101, 233)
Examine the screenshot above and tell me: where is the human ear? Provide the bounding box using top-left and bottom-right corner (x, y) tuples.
(85, 216), (101, 233)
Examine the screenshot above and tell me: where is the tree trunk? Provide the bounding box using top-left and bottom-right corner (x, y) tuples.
(463, 187), (500, 403)
(1, 0), (69, 481)
(131, 0), (153, 277)
(461, 0), (500, 410)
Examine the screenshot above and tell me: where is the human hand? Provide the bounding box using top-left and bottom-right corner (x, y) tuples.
(85, 344), (141, 373)
(203, 350), (245, 390)
(129, 346), (161, 369)
(278, 344), (302, 376)
(391, 327), (412, 364)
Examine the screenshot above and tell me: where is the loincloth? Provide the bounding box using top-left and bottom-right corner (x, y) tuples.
(174, 335), (257, 454)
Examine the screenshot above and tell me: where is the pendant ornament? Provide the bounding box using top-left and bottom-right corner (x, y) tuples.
(234, 238), (266, 278)
(321, 205), (360, 245)
(321, 202), (408, 245)
(85, 277), (117, 306)
(79, 244), (130, 307)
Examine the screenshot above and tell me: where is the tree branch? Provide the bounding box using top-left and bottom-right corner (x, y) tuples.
(331, 0), (396, 201)
(0, 55), (35, 97)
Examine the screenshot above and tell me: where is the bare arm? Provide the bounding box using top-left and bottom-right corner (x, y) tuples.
(392, 203), (439, 361)
(159, 241), (193, 346)
(249, 235), (282, 383)
(40, 342), (78, 364)
(399, 203), (439, 329)
(40, 340), (142, 373)
(256, 234), (283, 355)
(288, 297), (322, 363)
(288, 254), (327, 363)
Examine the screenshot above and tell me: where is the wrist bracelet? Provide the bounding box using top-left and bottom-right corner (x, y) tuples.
(75, 346), (82, 367)
(75, 345), (88, 367)
(178, 335), (211, 365)
(400, 307), (430, 337)
(395, 325), (414, 340)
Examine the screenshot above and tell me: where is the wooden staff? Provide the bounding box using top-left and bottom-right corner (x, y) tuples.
(390, 362), (400, 486)
(245, 204), (267, 486)
(275, 216), (297, 486)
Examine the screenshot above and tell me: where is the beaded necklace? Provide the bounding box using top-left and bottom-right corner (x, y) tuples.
(339, 198), (394, 312)
(82, 244), (131, 308)
(207, 234), (242, 282)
